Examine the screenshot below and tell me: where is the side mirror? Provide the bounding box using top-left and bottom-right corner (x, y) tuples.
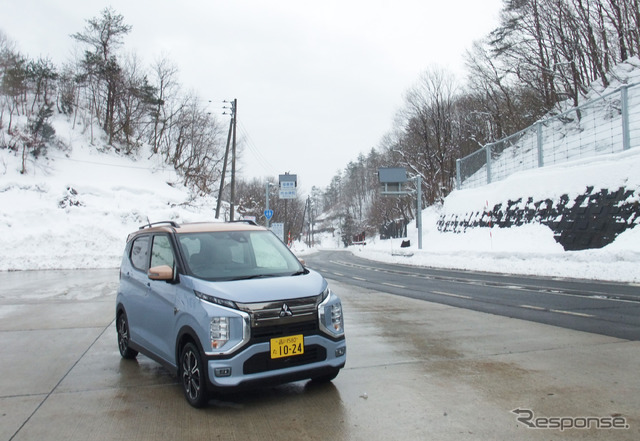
(148, 265), (174, 281)
(298, 258), (306, 267)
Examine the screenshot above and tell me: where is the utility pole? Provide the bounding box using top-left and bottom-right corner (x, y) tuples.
(300, 196), (308, 246)
(303, 196), (314, 247)
(309, 196), (315, 246)
(215, 99), (237, 220)
(230, 99), (237, 220)
(215, 111), (233, 219)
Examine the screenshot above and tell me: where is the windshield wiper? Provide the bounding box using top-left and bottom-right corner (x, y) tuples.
(231, 274), (279, 281)
(291, 269), (309, 276)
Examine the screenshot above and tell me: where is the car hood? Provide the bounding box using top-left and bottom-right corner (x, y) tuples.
(183, 269), (327, 303)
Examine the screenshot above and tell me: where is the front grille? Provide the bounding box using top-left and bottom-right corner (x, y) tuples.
(243, 345), (327, 375)
(250, 320), (318, 342)
(237, 294), (322, 328)
(236, 294), (322, 344)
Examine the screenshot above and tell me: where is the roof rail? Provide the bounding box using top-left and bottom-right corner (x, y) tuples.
(229, 219), (259, 226)
(139, 220), (180, 230)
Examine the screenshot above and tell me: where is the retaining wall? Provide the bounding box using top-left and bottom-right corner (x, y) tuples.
(437, 186), (640, 251)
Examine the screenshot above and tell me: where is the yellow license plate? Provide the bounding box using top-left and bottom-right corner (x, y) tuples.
(270, 334), (304, 359)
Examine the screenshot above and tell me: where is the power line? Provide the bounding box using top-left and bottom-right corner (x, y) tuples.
(238, 121), (277, 176)
(62, 157), (167, 171)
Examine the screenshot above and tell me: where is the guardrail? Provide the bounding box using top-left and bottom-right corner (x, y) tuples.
(456, 82), (640, 190)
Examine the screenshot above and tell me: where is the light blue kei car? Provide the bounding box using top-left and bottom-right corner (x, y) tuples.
(116, 220), (346, 408)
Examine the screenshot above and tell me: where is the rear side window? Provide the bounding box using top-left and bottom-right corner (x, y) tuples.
(130, 236), (150, 271)
(151, 235), (175, 269)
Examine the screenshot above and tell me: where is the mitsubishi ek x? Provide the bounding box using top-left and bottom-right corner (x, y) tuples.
(116, 221), (346, 407)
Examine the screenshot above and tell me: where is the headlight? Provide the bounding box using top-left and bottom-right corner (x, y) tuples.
(318, 288), (344, 337)
(210, 317), (229, 349)
(194, 290), (238, 309)
(330, 303), (343, 332)
(194, 291), (240, 351)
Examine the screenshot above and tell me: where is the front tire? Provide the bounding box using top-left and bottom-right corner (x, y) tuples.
(180, 342), (209, 408)
(116, 312), (138, 359)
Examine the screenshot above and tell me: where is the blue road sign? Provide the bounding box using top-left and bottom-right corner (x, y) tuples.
(264, 209), (274, 220)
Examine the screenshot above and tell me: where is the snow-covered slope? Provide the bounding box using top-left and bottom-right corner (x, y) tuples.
(460, 57), (640, 188)
(1, 116), (219, 270)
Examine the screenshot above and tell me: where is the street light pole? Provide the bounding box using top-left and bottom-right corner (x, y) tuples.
(265, 181), (274, 228)
(415, 174), (422, 250)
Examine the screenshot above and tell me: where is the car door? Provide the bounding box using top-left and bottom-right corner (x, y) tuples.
(122, 234), (153, 347)
(145, 234), (179, 363)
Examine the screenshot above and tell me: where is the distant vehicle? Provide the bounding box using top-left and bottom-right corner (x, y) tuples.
(116, 221), (346, 407)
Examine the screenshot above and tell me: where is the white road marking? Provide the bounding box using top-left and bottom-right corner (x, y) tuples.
(431, 291), (472, 299)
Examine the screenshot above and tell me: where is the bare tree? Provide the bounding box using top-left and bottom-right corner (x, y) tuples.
(114, 53), (159, 151)
(396, 67), (460, 204)
(149, 56), (179, 154)
(166, 94), (226, 194)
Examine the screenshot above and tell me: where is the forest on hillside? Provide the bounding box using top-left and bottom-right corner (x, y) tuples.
(1, 1), (639, 243)
(324, 0), (640, 242)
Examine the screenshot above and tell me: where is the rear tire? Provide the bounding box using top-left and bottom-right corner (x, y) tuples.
(180, 342), (209, 408)
(116, 312), (138, 359)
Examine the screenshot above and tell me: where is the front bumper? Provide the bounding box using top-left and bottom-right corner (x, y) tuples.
(205, 334), (346, 389)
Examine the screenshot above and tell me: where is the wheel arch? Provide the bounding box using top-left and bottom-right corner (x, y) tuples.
(175, 325), (207, 366)
(116, 302), (126, 318)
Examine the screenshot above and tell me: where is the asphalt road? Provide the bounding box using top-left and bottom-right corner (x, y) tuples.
(1, 265), (639, 440)
(304, 250), (640, 341)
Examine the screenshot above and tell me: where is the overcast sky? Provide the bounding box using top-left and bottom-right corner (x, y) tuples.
(2, 0), (503, 192)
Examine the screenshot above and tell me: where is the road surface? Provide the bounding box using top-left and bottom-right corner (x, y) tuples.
(0, 265), (638, 440)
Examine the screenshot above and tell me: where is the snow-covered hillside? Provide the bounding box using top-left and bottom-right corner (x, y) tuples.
(460, 57), (640, 189)
(0, 115), (220, 270)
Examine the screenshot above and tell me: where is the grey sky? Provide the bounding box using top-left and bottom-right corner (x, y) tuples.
(2, 0), (503, 192)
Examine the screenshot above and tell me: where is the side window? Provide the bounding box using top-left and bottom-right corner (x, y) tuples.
(151, 235), (175, 269)
(130, 236), (150, 271)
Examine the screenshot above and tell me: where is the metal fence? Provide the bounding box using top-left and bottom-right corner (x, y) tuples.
(456, 82), (640, 190)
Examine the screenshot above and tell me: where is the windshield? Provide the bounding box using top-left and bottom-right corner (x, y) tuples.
(177, 230), (304, 281)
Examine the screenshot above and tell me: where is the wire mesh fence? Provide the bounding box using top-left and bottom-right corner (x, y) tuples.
(457, 82), (640, 190)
